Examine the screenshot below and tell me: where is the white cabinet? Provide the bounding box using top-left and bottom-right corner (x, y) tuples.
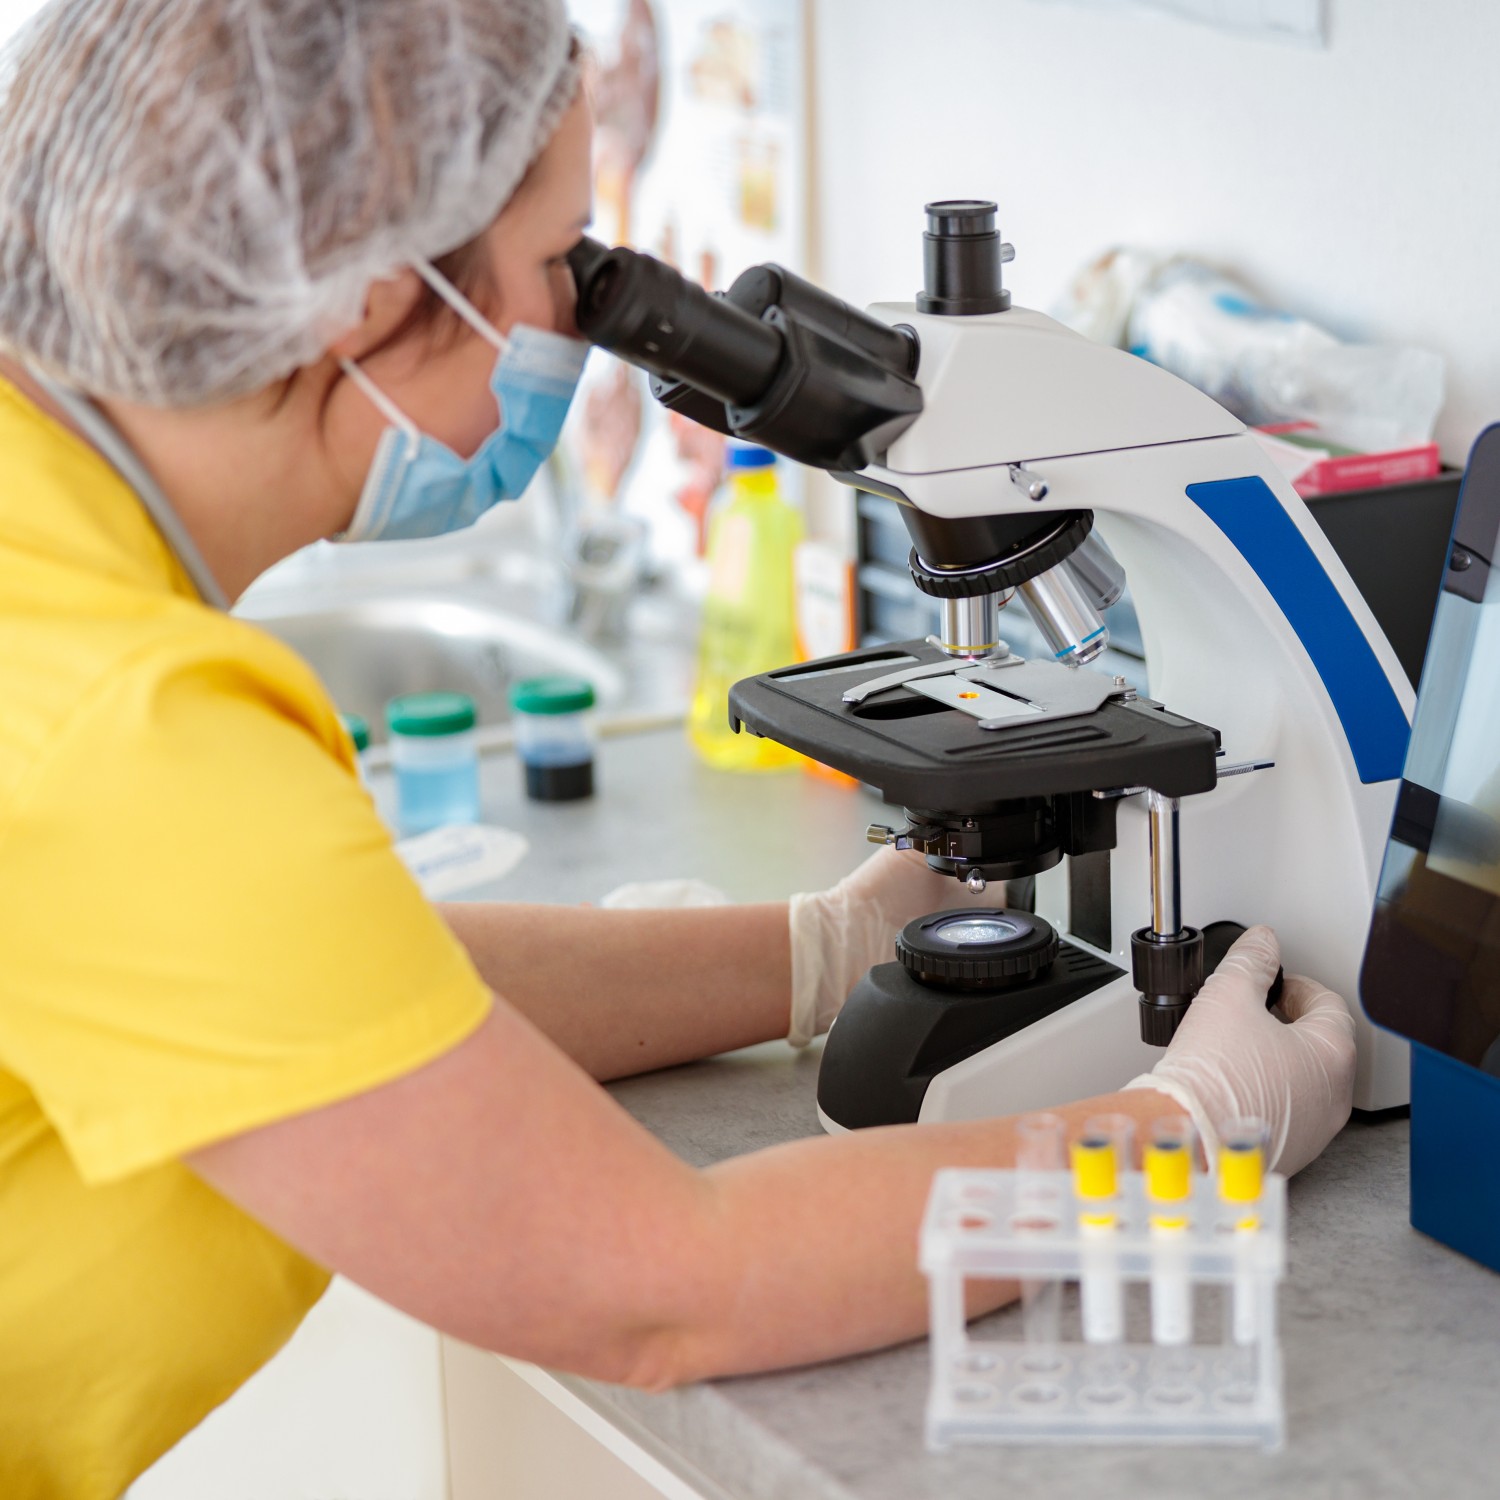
(128, 1289), (720, 1500)
(128, 1279), (449, 1500)
(443, 1339), (718, 1500)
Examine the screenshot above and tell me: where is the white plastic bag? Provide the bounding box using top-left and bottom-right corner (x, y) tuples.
(1053, 251), (1445, 452)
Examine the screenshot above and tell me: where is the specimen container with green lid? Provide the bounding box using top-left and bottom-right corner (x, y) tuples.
(509, 676), (596, 802)
(385, 691), (480, 834)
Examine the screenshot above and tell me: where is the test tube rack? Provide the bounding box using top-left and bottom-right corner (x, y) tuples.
(920, 1166), (1287, 1451)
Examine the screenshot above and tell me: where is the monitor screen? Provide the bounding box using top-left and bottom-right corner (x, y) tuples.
(1362, 424), (1500, 1077)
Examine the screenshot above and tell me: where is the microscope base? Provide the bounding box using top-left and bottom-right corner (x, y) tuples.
(918, 974), (1165, 1124)
(816, 966), (1163, 1134)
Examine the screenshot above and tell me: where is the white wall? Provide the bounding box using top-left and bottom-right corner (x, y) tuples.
(812, 0), (1500, 465)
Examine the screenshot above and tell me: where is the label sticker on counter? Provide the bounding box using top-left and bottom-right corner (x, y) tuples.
(396, 823), (529, 899)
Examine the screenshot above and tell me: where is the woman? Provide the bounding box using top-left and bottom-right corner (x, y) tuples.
(0, 2), (1356, 1495)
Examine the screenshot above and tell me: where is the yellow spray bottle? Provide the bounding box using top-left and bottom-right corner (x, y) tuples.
(688, 444), (803, 771)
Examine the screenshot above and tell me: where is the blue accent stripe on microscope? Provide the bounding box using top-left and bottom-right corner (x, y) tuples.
(1185, 476), (1409, 784)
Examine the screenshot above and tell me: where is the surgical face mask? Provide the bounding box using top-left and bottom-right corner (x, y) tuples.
(337, 260), (589, 543)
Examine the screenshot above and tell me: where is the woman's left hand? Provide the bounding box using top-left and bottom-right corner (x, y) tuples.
(786, 847), (996, 1046)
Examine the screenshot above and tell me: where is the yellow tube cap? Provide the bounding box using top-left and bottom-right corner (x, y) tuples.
(1071, 1136), (1118, 1201)
(1218, 1138), (1266, 1204)
(1145, 1140), (1192, 1204)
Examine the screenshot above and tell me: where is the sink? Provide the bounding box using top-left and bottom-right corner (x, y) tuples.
(239, 591), (627, 740)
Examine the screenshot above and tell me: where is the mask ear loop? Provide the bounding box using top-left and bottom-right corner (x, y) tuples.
(338, 357), (423, 461)
(414, 258), (511, 354)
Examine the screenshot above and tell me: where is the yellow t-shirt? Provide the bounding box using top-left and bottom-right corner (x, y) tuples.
(0, 378), (492, 1499)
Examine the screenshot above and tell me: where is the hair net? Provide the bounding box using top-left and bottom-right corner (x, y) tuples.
(0, 0), (580, 406)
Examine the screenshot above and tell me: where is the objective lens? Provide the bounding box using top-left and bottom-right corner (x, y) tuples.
(935, 593), (1005, 658)
(1018, 562), (1109, 667)
(1066, 532), (1127, 611)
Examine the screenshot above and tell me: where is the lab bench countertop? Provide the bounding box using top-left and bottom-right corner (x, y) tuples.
(420, 727), (1500, 1500)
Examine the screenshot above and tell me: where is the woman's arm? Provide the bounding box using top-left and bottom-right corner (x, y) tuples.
(188, 986), (1183, 1390)
(439, 847), (978, 1081)
(438, 901), (794, 1081)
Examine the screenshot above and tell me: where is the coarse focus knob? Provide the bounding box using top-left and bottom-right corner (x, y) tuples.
(917, 200), (1013, 317)
(1132, 926), (1205, 1045)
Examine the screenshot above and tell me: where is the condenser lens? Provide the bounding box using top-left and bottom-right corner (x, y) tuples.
(935, 916), (1025, 947)
(896, 906), (1059, 990)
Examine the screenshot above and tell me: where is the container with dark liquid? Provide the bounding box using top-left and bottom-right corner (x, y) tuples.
(510, 677), (596, 802)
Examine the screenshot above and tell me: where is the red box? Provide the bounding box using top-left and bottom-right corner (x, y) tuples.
(1255, 421), (1441, 497)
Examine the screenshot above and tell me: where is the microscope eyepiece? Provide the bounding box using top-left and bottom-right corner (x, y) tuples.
(565, 234), (611, 303)
(918, 198), (1013, 317)
(566, 236), (783, 409)
(925, 199), (998, 236)
(579, 257), (619, 320)
(565, 235), (924, 472)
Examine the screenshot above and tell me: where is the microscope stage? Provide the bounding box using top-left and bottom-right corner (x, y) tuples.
(728, 641), (1220, 810)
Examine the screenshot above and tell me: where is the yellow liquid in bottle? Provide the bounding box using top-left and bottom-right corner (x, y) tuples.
(688, 463), (804, 772)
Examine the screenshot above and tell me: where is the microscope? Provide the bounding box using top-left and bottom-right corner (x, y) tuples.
(568, 202), (1413, 1128)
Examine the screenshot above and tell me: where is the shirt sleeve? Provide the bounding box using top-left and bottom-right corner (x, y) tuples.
(0, 627), (493, 1184)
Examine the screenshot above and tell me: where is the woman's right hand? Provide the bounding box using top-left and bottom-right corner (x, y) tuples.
(1124, 925), (1357, 1174)
(787, 847), (994, 1047)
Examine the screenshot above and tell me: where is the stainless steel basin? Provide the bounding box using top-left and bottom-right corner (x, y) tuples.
(241, 592), (626, 740)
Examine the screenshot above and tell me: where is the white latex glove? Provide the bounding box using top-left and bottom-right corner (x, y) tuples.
(1124, 925), (1357, 1176)
(787, 847), (996, 1048)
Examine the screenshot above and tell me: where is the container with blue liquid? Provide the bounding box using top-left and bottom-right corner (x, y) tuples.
(386, 692), (481, 836)
(510, 677), (596, 802)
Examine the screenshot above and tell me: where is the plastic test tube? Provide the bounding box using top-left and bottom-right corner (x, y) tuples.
(1219, 1118), (1268, 1347)
(1071, 1116), (1134, 1344)
(1015, 1113), (1067, 1351)
(1144, 1116), (1196, 1346)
